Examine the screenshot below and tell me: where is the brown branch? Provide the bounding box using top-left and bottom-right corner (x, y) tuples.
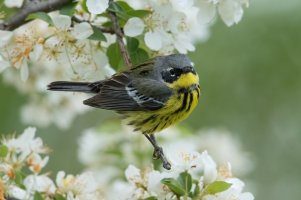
(0, 0), (71, 31)
(108, 0), (132, 68)
(71, 16), (115, 34)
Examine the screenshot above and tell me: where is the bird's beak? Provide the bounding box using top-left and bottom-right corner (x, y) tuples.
(182, 66), (196, 74)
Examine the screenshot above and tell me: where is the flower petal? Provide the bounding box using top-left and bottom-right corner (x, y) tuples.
(144, 31), (162, 51)
(196, 0), (217, 24)
(125, 165), (141, 184)
(0, 55), (11, 73)
(218, 0), (243, 26)
(86, 0), (109, 14)
(0, 30), (13, 47)
(29, 44), (43, 62)
(7, 186), (27, 200)
(201, 151), (217, 184)
(71, 22), (94, 40)
(51, 15), (71, 30)
(124, 17), (145, 37)
(4, 0), (24, 8)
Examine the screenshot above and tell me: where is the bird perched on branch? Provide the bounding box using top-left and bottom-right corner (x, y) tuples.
(48, 54), (200, 169)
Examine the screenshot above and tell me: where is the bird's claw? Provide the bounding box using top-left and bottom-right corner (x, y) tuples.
(153, 147), (163, 160)
(153, 146), (171, 170)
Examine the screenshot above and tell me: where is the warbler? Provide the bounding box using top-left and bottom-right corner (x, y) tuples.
(48, 54), (200, 169)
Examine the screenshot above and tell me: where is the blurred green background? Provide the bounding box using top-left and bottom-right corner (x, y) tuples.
(1, 0), (301, 199)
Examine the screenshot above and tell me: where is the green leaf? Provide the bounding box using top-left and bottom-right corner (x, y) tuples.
(107, 43), (123, 69)
(34, 192), (43, 200)
(102, 21), (113, 28)
(0, 145), (8, 157)
(143, 197), (158, 200)
(26, 12), (53, 26)
(81, 0), (89, 13)
(108, 1), (130, 21)
(161, 178), (186, 196)
(127, 10), (152, 18)
(60, 1), (78, 16)
(178, 171), (192, 194)
(14, 170), (24, 186)
(130, 48), (149, 65)
(115, 1), (133, 12)
(205, 181), (232, 195)
(108, 1), (123, 13)
(88, 26), (107, 42)
(54, 194), (67, 200)
(126, 37), (139, 52)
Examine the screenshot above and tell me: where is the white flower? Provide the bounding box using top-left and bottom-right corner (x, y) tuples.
(124, 17), (145, 37)
(7, 186), (27, 200)
(133, 0), (206, 53)
(24, 174), (56, 194)
(86, 0), (109, 14)
(2, 127), (47, 162)
(56, 171), (102, 200)
(71, 22), (94, 40)
(165, 140), (201, 175)
(0, 30), (13, 47)
(56, 171), (75, 192)
(4, 0), (24, 8)
(26, 153), (49, 174)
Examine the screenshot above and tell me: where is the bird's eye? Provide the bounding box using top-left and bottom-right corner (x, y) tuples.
(169, 68), (176, 77)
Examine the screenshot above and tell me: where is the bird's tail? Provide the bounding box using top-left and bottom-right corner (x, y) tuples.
(48, 81), (100, 93)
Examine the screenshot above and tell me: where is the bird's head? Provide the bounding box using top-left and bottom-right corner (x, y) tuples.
(156, 54), (199, 89)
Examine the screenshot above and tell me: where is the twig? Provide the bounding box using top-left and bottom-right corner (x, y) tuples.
(71, 16), (115, 34)
(108, 0), (132, 68)
(0, 0), (71, 31)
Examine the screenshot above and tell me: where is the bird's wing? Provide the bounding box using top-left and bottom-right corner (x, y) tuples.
(83, 73), (172, 111)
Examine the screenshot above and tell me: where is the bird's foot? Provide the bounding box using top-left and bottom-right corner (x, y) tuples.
(153, 146), (171, 170)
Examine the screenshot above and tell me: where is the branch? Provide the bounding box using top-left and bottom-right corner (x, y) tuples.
(0, 0), (71, 31)
(108, 0), (132, 68)
(71, 16), (115, 34)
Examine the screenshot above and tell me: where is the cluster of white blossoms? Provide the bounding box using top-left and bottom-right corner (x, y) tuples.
(109, 155), (253, 200)
(0, 12), (114, 128)
(0, 127), (254, 200)
(124, 0), (249, 54)
(0, 127), (103, 200)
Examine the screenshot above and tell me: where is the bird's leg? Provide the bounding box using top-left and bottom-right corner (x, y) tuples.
(143, 134), (171, 170)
